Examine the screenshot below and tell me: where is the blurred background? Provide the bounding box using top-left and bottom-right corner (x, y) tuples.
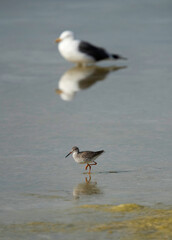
(0, 0), (172, 239)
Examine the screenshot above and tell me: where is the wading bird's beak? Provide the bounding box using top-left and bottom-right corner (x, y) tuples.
(65, 152), (72, 158)
(55, 38), (62, 43)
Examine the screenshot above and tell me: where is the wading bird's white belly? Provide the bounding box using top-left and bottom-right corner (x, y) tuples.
(72, 152), (98, 164)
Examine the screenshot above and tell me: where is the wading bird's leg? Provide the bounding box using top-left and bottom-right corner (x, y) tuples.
(85, 175), (91, 183)
(88, 164), (91, 174)
(89, 161), (97, 166)
(85, 164), (89, 170)
(86, 162), (97, 174)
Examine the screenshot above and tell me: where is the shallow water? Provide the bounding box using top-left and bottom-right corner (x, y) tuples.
(0, 0), (172, 239)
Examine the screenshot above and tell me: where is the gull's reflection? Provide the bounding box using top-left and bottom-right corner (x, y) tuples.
(73, 175), (102, 199)
(55, 65), (126, 101)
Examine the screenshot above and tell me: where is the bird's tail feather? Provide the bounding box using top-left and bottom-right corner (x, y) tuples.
(111, 54), (127, 60)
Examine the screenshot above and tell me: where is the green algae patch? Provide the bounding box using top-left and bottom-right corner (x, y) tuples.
(108, 203), (144, 212)
(1, 204), (172, 240)
(82, 204), (172, 239)
(80, 203), (144, 212)
(0, 221), (84, 234)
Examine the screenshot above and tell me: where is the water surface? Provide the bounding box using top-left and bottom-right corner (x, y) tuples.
(0, 0), (172, 239)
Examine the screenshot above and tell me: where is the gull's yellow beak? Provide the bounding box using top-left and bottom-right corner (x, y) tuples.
(55, 38), (62, 43)
(55, 89), (63, 95)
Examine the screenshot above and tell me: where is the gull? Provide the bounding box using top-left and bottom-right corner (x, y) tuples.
(55, 31), (127, 66)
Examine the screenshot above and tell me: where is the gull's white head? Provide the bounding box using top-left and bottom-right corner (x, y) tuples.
(55, 30), (74, 43)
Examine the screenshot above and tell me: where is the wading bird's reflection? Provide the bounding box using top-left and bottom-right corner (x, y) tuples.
(55, 65), (126, 101)
(73, 175), (102, 199)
